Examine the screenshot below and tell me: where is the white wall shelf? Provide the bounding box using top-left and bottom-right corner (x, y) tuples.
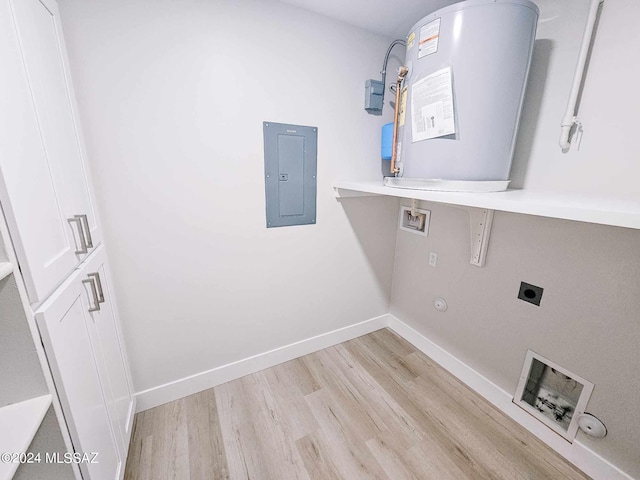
(0, 263), (13, 282)
(333, 180), (640, 230)
(0, 394), (52, 480)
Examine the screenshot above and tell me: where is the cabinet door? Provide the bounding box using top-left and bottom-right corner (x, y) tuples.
(35, 273), (122, 480)
(81, 246), (135, 458)
(0, 0), (79, 303)
(1, 0), (102, 302)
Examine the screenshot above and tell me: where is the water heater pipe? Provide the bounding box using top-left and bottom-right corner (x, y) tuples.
(391, 66), (409, 175)
(380, 39), (406, 106)
(559, 0), (604, 151)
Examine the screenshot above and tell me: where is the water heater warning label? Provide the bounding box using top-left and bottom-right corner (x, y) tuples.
(411, 67), (456, 142)
(418, 18), (440, 58)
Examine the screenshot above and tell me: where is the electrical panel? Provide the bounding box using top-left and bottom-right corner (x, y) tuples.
(263, 122), (317, 228)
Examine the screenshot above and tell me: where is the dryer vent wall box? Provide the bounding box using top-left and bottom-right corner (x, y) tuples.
(263, 122), (317, 228)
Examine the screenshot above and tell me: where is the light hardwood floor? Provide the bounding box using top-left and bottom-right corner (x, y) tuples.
(124, 329), (590, 480)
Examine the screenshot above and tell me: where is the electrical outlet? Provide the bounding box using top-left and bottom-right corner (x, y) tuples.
(428, 252), (438, 267)
(518, 282), (543, 306)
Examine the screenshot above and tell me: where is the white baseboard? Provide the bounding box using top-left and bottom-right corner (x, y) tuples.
(135, 314), (389, 412)
(387, 314), (633, 480)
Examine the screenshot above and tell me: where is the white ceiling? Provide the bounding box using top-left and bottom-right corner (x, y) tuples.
(278, 0), (459, 39)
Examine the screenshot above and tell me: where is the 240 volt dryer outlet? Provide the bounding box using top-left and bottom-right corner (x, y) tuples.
(518, 282), (543, 306)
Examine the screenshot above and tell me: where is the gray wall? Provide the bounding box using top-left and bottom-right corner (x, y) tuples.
(390, 201), (640, 477)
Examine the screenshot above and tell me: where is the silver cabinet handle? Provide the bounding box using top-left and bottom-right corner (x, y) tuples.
(79, 214), (93, 248)
(88, 272), (104, 303)
(68, 216), (88, 254)
(82, 278), (101, 312)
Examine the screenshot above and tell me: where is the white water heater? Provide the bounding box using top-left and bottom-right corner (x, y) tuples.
(387, 0), (539, 192)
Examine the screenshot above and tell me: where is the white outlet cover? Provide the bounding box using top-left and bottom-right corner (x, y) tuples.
(434, 297), (448, 311)
(578, 413), (607, 438)
(429, 252), (438, 266)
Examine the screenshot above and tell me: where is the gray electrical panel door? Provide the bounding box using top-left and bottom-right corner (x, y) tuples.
(263, 122), (317, 228)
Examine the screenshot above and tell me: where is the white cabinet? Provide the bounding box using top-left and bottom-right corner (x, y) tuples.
(36, 247), (134, 480)
(0, 0), (101, 303)
(35, 269), (121, 480)
(0, 0), (136, 478)
(80, 248), (135, 458)
(0, 204), (77, 480)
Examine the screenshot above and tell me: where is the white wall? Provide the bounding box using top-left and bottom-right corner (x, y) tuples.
(390, 1), (640, 476)
(58, 0), (399, 395)
(512, 0), (640, 200)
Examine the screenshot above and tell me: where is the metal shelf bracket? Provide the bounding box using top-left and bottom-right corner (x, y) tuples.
(468, 208), (494, 267)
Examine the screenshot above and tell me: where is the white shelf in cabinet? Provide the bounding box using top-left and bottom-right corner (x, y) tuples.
(333, 180), (640, 230)
(0, 263), (13, 282)
(0, 394), (52, 480)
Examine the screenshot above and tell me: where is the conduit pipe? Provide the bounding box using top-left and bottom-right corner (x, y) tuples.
(559, 0), (604, 151)
(380, 39), (406, 107)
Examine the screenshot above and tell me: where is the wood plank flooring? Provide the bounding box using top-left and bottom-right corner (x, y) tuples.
(124, 329), (590, 480)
